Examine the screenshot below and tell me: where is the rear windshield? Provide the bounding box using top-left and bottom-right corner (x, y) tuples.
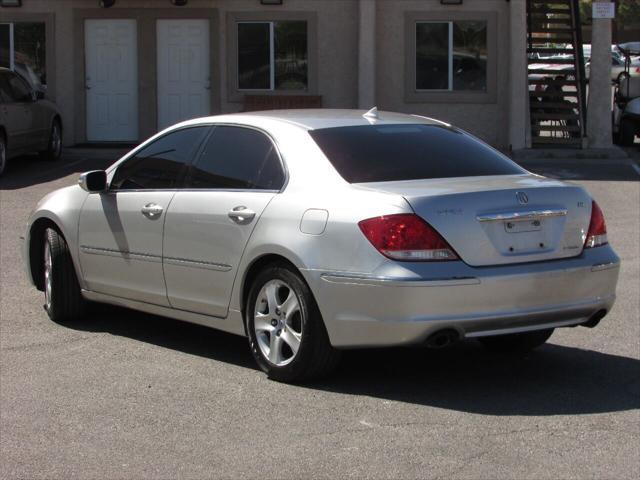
(308, 124), (525, 183)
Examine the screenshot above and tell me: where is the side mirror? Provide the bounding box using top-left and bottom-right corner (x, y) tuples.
(35, 90), (45, 100)
(78, 170), (107, 193)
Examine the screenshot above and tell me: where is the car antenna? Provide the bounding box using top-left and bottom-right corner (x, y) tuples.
(363, 107), (379, 120)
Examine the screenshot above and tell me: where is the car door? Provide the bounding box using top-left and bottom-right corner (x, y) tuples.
(77, 126), (209, 306)
(163, 125), (286, 317)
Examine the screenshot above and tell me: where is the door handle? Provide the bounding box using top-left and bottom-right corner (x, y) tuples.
(228, 206), (256, 224)
(141, 203), (164, 219)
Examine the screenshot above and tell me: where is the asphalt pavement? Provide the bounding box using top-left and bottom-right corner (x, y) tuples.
(1, 148), (639, 479)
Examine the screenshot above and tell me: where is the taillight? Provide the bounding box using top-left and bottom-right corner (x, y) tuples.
(358, 214), (459, 261)
(584, 200), (608, 248)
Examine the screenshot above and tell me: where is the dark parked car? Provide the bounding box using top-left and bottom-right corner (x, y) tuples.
(0, 67), (62, 176)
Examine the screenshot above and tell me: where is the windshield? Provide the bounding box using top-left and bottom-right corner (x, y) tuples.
(309, 124), (526, 184)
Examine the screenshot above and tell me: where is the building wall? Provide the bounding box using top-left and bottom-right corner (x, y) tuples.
(1, 0), (518, 149)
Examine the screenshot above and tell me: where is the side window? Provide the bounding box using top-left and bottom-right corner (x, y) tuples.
(186, 126), (285, 190)
(6, 72), (31, 101)
(111, 127), (209, 190)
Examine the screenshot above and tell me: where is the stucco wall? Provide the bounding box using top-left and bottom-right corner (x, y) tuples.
(2, 0), (512, 148)
(1, 0), (358, 145)
(375, 0), (511, 148)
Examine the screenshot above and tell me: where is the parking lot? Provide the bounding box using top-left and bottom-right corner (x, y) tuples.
(1, 149), (639, 479)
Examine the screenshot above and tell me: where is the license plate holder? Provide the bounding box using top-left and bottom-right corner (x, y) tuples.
(504, 219), (543, 233)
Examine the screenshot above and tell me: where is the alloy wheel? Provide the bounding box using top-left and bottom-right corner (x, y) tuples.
(44, 241), (52, 311)
(253, 279), (303, 366)
(51, 124), (62, 157)
(0, 138), (6, 174)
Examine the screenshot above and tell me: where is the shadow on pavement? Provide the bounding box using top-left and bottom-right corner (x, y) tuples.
(0, 149), (126, 190)
(59, 305), (640, 417)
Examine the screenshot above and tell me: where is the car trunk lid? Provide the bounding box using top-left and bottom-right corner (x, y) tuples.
(356, 174), (592, 266)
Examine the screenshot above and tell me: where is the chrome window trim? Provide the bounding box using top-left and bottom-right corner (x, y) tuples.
(107, 122), (289, 194)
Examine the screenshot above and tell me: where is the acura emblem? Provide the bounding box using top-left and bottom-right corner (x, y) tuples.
(516, 192), (529, 205)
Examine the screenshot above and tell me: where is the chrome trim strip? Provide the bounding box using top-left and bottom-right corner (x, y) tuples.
(320, 273), (480, 287)
(80, 246), (232, 271)
(476, 209), (568, 222)
(163, 256), (232, 272)
(80, 245), (162, 263)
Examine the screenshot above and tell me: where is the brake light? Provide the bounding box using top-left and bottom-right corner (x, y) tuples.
(584, 201), (608, 248)
(358, 214), (459, 261)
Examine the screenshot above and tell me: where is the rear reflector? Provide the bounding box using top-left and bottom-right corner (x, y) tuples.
(584, 200), (608, 248)
(358, 214), (459, 261)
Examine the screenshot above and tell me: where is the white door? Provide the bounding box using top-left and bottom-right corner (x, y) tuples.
(85, 19), (138, 142)
(157, 20), (210, 130)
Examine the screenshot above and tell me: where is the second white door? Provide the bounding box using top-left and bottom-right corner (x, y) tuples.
(85, 19), (138, 142)
(157, 20), (210, 131)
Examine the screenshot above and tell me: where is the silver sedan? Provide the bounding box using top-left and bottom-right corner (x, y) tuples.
(22, 109), (620, 382)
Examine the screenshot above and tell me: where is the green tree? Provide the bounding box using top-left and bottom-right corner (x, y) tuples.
(579, 0), (640, 27)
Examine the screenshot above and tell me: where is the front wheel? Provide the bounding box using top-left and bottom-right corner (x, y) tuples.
(246, 264), (340, 382)
(478, 328), (554, 353)
(43, 228), (85, 322)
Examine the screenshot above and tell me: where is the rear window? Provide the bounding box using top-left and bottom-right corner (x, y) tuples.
(308, 124), (525, 183)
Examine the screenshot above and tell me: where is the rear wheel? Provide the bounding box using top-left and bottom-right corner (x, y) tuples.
(40, 120), (62, 161)
(619, 118), (637, 146)
(43, 228), (85, 322)
(478, 328), (554, 353)
(0, 133), (6, 176)
(246, 264), (340, 382)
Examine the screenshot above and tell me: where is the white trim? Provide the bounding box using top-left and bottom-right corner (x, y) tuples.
(448, 22), (453, 91)
(269, 21), (275, 90)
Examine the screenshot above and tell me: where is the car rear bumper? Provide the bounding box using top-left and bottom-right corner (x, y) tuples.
(303, 246), (620, 348)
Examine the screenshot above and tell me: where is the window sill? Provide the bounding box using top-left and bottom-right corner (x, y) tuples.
(405, 89), (497, 104)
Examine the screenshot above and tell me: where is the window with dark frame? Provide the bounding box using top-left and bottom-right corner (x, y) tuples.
(0, 22), (46, 89)
(237, 20), (308, 91)
(416, 20), (487, 92)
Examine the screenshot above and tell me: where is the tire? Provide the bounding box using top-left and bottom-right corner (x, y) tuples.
(245, 263), (341, 382)
(43, 228), (85, 322)
(478, 328), (554, 354)
(39, 119), (62, 161)
(0, 133), (6, 176)
(619, 118), (637, 147)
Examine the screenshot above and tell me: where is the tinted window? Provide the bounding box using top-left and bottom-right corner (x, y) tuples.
(309, 124), (525, 183)
(186, 126), (285, 190)
(111, 127), (209, 190)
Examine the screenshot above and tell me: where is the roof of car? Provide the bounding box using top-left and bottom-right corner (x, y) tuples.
(182, 109), (447, 131)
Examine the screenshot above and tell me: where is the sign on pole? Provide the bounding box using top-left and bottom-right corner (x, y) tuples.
(592, 2), (615, 19)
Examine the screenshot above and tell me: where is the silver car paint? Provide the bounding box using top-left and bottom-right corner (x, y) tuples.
(23, 110), (620, 348)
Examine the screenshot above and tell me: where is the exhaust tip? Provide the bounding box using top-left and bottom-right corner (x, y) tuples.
(582, 309), (607, 328)
(426, 329), (460, 349)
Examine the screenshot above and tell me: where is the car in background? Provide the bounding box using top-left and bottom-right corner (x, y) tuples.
(585, 50), (640, 82)
(0, 67), (62, 176)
